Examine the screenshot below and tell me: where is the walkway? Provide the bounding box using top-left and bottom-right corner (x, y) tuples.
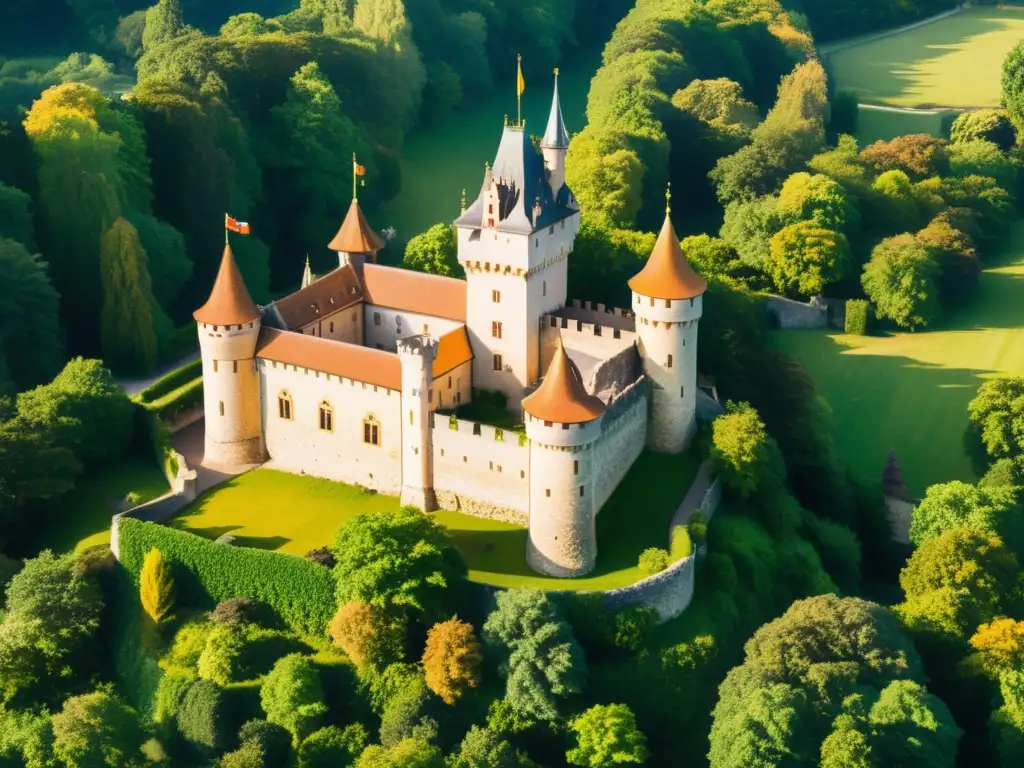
(670, 458), (715, 533)
(117, 351), (200, 397)
(172, 419), (261, 496)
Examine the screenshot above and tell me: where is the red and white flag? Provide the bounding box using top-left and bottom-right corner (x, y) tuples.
(225, 215), (251, 235)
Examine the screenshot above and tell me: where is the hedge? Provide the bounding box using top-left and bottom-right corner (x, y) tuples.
(845, 299), (871, 335)
(135, 405), (178, 479)
(145, 378), (204, 421)
(118, 519), (335, 636)
(137, 359), (203, 404)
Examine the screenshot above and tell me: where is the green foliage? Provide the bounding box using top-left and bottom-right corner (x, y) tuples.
(612, 605), (659, 654)
(378, 674), (439, 747)
(143, 376), (204, 421)
(969, 378), (1024, 462)
(565, 127), (646, 228)
(119, 518), (335, 636)
(777, 172), (856, 233)
(568, 220), (655, 307)
(403, 224), (462, 278)
(862, 234), (941, 330)
(154, 669), (193, 728)
(845, 299), (871, 335)
(299, 724), (367, 768)
(720, 196), (786, 270)
(909, 481), (1019, 548)
(711, 401), (771, 498)
(446, 725), (534, 768)
(1002, 41), (1024, 126)
(482, 589), (586, 721)
(915, 213), (980, 306)
(332, 506), (466, 622)
(768, 221), (851, 297)
(948, 140), (1016, 188)
(260, 654), (328, 745)
(238, 718), (292, 765)
(637, 547), (669, 577)
(51, 688), (147, 767)
(198, 625), (246, 686)
(0, 182), (34, 248)
(567, 703), (649, 767)
(140, 548), (175, 624)
(177, 678), (228, 757)
(131, 213), (192, 312)
(673, 78), (759, 143)
(330, 601), (405, 672)
(680, 235), (743, 281)
(355, 738), (443, 768)
(142, 0), (185, 52)
(99, 217), (160, 373)
(950, 109), (1016, 151)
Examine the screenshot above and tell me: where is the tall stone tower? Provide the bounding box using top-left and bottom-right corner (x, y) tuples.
(453, 83), (580, 407)
(398, 334), (438, 511)
(628, 192), (707, 454)
(194, 244), (265, 465)
(329, 198), (385, 275)
(522, 340), (606, 577)
(540, 69), (570, 197)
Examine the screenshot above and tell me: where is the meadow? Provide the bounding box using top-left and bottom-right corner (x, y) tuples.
(771, 222), (1024, 497)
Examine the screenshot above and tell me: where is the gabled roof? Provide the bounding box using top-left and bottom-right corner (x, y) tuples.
(541, 73), (569, 149)
(269, 265), (364, 331)
(454, 125), (576, 235)
(433, 327), (473, 378)
(628, 214), (708, 301)
(328, 199), (386, 253)
(522, 340), (606, 424)
(194, 245), (261, 325)
(256, 328), (402, 390)
(361, 263), (467, 322)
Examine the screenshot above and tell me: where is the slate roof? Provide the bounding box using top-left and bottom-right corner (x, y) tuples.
(541, 74), (569, 149)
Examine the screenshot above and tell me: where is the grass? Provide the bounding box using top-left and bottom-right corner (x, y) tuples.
(440, 389), (525, 433)
(171, 449), (700, 591)
(828, 6), (1024, 109)
(854, 105), (954, 146)
(771, 221), (1024, 497)
(25, 457), (170, 556)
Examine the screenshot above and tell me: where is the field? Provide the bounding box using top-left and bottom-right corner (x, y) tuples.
(771, 222), (1024, 497)
(171, 450), (699, 590)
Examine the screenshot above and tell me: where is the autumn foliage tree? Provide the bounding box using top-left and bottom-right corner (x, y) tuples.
(140, 548), (175, 624)
(971, 618), (1024, 766)
(422, 616), (482, 705)
(329, 601), (404, 672)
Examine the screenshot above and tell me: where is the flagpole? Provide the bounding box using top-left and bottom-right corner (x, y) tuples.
(517, 53), (522, 128)
(224, 213), (229, 246)
(352, 153), (357, 201)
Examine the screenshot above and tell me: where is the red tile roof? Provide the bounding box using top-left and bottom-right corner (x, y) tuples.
(256, 328), (402, 390)
(272, 265), (363, 330)
(361, 264), (467, 322)
(194, 245), (261, 325)
(628, 214), (707, 301)
(328, 199), (386, 253)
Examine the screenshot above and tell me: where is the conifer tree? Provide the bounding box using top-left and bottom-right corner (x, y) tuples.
(140, 547), (175, 624)
(99, 218), (159, 372)
(142, 0), (185, 52)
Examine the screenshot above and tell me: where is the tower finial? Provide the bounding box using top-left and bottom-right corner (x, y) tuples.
(460, 188), (467, 213)
(665, 182), (672, 215)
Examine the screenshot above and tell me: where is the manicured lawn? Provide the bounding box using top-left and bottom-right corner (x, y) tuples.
(26, 457), (170, 556)
(173, 449), (700, 590)
(854, 105), (951, 147)
(828, 6), (1024, 109)
(771, 222), (1024, 497)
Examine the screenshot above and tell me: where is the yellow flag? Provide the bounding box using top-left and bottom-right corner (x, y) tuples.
(517, 56), (525, 97)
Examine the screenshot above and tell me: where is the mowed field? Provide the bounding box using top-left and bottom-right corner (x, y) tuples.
(771, 222), (1024, 498)
(828, 6), (1024, 109)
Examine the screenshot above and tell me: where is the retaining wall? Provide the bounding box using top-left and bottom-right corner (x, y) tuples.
(111, 449), (198, 560)
(763, 295), (829, 329)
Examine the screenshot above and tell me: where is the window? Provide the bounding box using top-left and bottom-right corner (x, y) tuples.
(492, 289), (501, 303)
(409, 410), (414, 426)
(374, 312), (381, 326)
(650, 297), (655, 307)
(680, 386), (685, 398)
(561, 220), (565, 229)
(520, 470), (525, 479)
(352, 313), (357, 323)
(487, 218), (495, 228)
(423, 324), (428, 334)
(429, 389), (433, 403)
(580, 486), (585, 497)
(492, 321), (503, 339)
(549, 225), (554, 234)
(447, 376), (452, 389)
(233, 360), (238, 373)
(667, 354), (673, 368)
(665, 299), (672, 308)
(218, 401), (224, 416)
(213, 360), (219, 373)
(319, 401), (334, 432)
(329, 321), (335, 333)
(278, 392), (293, 420)
(545, 489), (551, 497)
(493, 353), (503, 371)
(488, 204), (494, 214)
(543, 281), (547, 297)
(573, 460), (579, 475)
(363, 416), (380, 445)
(535, 239), (539, 248)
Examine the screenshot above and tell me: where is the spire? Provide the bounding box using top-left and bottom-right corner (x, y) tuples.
(328, 199), (385, 254)
(301, 256), (313, 289)
(882, 449), (912, 501)
(628, 199), (707, 301)
(194, 244), (260, 325)
(522, 338), (606, 424)
(541, 67), (569, 149)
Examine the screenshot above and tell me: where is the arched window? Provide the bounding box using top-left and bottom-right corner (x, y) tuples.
(319, 400), (333, 432)
(363, 415), (380, 446)
(278, 391), (293, 420)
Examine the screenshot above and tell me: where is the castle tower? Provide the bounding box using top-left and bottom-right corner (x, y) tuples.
(328, 198), (385, 275)
(523, 340), (606, 577)
(398, 335), (439, 512)
(540, 69), (570, 198)
(628, 190), (707, 454)
(194, 244), (265, 465)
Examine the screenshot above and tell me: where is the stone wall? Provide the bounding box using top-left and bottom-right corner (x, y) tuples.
(432, 418), (530, 524)
(763, 294), (829, 329)
(885, 495), (914, 545)
(593, 377), (648, 510)
(539, 314), (638, 396)
(589, 344), (642, 401)
(557, 300), (636, 333)
(363, 305), (462, 353)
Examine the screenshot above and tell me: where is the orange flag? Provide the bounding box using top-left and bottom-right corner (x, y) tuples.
(225, 215), (251, 235)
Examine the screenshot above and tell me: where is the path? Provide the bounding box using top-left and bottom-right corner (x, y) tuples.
(117, 351), (199, 397)
(670, 458), (715, 533)
(172, 418), (260, 495)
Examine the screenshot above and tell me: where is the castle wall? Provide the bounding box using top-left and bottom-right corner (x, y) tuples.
(593, 378), (648, 511)
(464, 267), (530, 403)
(431, 418), (530, 524)
(257, 360), (402, 494)
(432, 360), (472, 411)
(363, 305), (461, 352)
(539, 315), (638, 394)
(556, 300), (636, 333)
(298, 304), (363, 345)
(763, 294), (828, 330)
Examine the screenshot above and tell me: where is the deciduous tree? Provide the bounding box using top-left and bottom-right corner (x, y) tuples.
(330, 601), (405, 672)
(711, 401), (771, 497)
(51, 689), (147, 767)
(768, 221), (850, 297)
(403, 224), (461, 278)
(422, 616), (482, 705)
(950, 109), (1016, 151)
(861, 234), (940, 330)
(567, 703), (649, 767)
(260, 654), (328, 745)
(909, 481), (1019, 547)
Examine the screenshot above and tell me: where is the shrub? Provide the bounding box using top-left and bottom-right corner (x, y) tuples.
(330, 602), (405, 672)
(711, 402), (772, 498)
(145, 377), (204, 421)
(981, 457), (1024, 488)
(379, 676), (439, 747)
(305, 547), (336, 569)
(140, 548), (175, 624)
(637, 548), (669, 577)
(219, 741), (265, 768)
(297, 724), (368, 768)
(238, 719), (291, 765)
(672, 525), (694, 559)
(51, 689), (148, 768)
(845, 299), (870, 335)
(136, 359), (203, 403)
(154, 669), (195, 728)
(422, 617), (482, 705)
(198, 625), (245, 686)
(613, 605), (659, 653)
(209, 597), (263, 627)
(177, 679), (227, 757)
(161, 621), (215, 673)
(260, 654), (328, 745)
(567, 703), (649, 767)
(119, 519), (334, 635)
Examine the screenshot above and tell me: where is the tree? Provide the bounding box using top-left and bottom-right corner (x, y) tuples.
(330, 601), (405, 672)
(298, 724), (368, 768)
(950, 109), (1016, 151)
(131, 213), (192, 311)
(447, 726), (535, 768)
(861, 234), (941, 330)
(915, 214), (979, 306)
(260, 654), (328, 745)
(768, 221), (850, 297)
(569, 221), (654, 308)
(567, 703), (649, 767)
(720, 196), (786, 269)
(909, 481), (1020, 548)
(1002, 41), (1024, 126)
(672, 78), (759, 141)
(142, 0), (184, 51)
(422, 617), (482, 705)
(971, 618), (1024, 767)
(565, 127), (646, 228)
(681, 235), (743, 280)
(969, 377), (1024, 461)
(98, 218), (160, 372)
(0, 182), (35, 248)
(776, 172), (855, 233)
(482, 589), (586, 721)
(860, 134), (949, 180)
(948, 140), (1016, 188)
(711, 402), (771, 498)
(403, 224), (462, 278)
(140, 548), (175, 624)
(51, 689), (147, 767)
(333, 507), (466, 622)
(238, 719), (292, 765)
(177, 679), (227, 756)
(355, 738), (443, 768)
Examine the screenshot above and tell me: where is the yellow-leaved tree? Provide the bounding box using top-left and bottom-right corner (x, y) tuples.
(140, 548), (175, 623)
(422, 616), (482, 705)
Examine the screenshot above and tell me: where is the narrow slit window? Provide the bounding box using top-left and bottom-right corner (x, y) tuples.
(667, 354), (673, 368)
(218, 401), (224, 416)
(374, 312), (381, 326)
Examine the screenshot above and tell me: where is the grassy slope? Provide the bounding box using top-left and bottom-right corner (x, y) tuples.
(771, 221), (1024, 497)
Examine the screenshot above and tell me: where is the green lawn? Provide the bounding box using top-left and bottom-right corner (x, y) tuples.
(771, 222), (1024, 497)
(173, 449), (700, 591)
(854, 105), (953, 147)
(828, 6), (1024, 109)
(26, 458), (170, 556)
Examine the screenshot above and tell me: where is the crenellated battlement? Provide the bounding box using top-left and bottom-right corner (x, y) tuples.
(433, 416), (528, 447)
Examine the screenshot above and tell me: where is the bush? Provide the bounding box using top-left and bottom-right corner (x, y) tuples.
(260, 654), (328, 745)
(136, 359), (203, 403)
(379, 676), (439, 747)
(845, 299), (871, 335)
(154, 669), (195, 728)
(330, 602), (405, 672)
(209, 597), (265, 627)
(219, 741), (265, 768)
(198, 625), (245, 686)
(612, 605), (659, 653)
(637, 548), (669, 577)
(119, 519), (334, 636)
(305, 547), (336, 569)
(687, 522), (707, 549)
(238, 719), (291, 765)
(140, 548), (175, 624)
(298, 724), (368, 768)
(177, 679), (228, 757)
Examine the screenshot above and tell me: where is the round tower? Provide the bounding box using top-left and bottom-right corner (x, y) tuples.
(329, 197), (385, 275)
(628, 190), (707, 454)
(523, 341), (606, 577)
(194, 244), (265, 466)
(398, 334), (438, 512)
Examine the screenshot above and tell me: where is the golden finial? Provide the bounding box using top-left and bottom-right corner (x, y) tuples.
(460, 188), (467, 213)
(504, 114), (509, 127)
(554, 67), (559, 77)
(665, 182), (672, 215)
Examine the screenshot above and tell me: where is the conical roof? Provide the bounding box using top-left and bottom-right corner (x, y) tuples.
(328, 199), (386, 253)
(193, 244), (260, 325)
(882, 449), (912, 501)
(628, 213), (707, 301)
(541, 71), (569, 149)
(522, 340), (606, 424)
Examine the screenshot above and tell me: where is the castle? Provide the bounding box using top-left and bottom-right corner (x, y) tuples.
(194, 75), (708, 578)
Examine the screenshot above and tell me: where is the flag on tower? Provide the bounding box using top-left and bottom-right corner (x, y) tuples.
(517, 54), (526, 97)
(354, 159), (366, 177)
(225, 215), (251, 235)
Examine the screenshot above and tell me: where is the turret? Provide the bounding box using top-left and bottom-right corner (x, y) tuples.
(398, 335), (439, 512)
(328, 199), (385, 275)
(540, 68), (570, 200)
(628, 188), (707, 454)
(300, 256), (313, 288)
(523, 340), (606, 577)
(194, 244), (265, 465)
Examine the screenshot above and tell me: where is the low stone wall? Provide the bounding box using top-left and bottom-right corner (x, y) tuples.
(434, 490), (527, 526)
(558, 300), (636, 332)
(763, 295), (829, 329)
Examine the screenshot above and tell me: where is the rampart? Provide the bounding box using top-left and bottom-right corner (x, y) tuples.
(593, 376), (648, 510)
(540, 313), (639, 396)
(432, 417), (530, 525)
(763, 294), (829, 329)
(558, 300), (636, 333)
